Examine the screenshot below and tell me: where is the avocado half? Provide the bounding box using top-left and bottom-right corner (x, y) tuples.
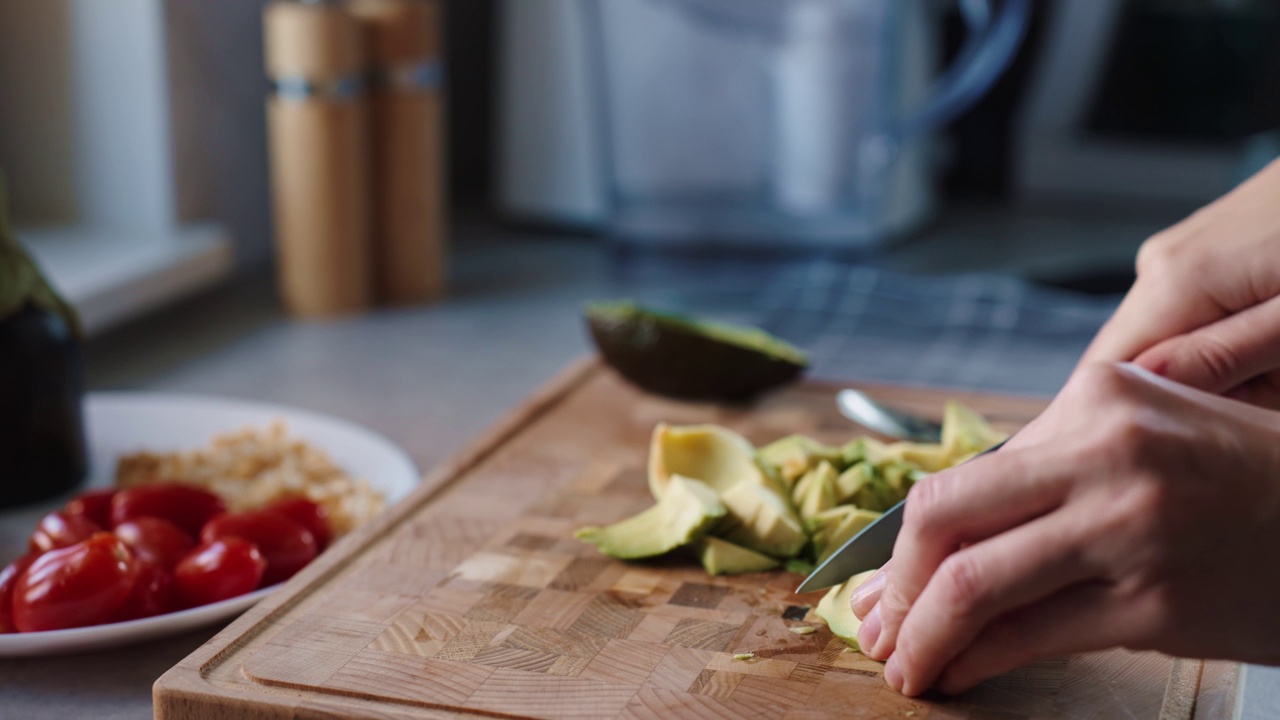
(585, 301), (808, 401)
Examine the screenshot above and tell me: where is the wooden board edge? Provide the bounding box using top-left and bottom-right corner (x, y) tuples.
(152, 356), (605, 719)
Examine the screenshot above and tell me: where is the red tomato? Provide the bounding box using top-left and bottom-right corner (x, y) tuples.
(0, 555), (38, 634)
(110, 560), (174, 623)
(113, 517), (195, 570)
(200, 511), (317, 586)
(173, 539), (265, 608)
(29, 510), (102, 554)
(266, 497), (332, 551)
(12, 533), (141, 632)
(64, 488), (117, 528)
(110, 483), (226, 536)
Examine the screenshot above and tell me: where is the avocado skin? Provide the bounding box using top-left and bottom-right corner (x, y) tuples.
(586, 302), (806, 401)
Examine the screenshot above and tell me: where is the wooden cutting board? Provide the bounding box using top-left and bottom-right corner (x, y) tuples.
(153, 358), (1239, 719)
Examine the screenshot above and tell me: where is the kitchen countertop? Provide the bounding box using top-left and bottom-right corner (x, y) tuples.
(1, 208), (1272, 718)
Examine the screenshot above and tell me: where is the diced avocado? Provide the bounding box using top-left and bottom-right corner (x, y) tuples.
(795, 461), (839, 522)
(716, 481), (807, 559)
(941, 401), (1007, 459)
(648, 423), (768, 499)
(849, 470), (896, 512)
(586, 301), (807, 401)
(879, 441), (951, 473)
(835, 462), (874, 505)
(811, 507), (882, 564)
(880, 462), (923, 499)
(576, 475), (725, 559)
(695, 537), (781, 575)
(757, 435), (842, 489)
(839, 436), (891, 468)
(816, 569), (879, 650)
(784, 557), (815, 575)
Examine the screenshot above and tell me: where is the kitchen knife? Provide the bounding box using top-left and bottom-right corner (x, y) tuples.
(795, 438), (1007, 594)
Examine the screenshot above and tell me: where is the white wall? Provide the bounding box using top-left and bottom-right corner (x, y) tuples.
(0, 0), (77, 225)
(166, 0), (274, 269)
(0, 0), (275, 269)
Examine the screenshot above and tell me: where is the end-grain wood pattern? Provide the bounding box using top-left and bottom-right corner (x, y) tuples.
(153, 359), (1239, 719)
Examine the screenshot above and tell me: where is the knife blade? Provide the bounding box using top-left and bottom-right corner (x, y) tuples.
(795, 438), (1007, 594)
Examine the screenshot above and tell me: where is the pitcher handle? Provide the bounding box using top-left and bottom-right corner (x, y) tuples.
(893, 0), (1032, 141)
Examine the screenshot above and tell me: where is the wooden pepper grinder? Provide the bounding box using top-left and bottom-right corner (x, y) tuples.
(346, 0), (448, 305)
(264, 0), (374, 318)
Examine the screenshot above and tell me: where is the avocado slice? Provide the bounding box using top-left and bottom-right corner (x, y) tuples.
(716, 481), (807, 559)
(849, 469), (896, 512)
(880, 462), (923, 499)
(941, 400), (1007, 459)
(880, 441), (951, 473)
(834, 462), (873, 505)
(839, 436), (891, 468)
(575, 475), (725, 559)
(810, 506), (882, 564)
(794, 460), (839, 522)
(648, 423), (770, 499)
(695, 537), (781, 575)
(784, 557), (815, 575)
(816, 569), (879, 650)
(586, 301), (807, 401)
(757, 435), (842, 490)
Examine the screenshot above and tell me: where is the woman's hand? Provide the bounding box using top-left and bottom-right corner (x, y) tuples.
(849, 362), (1280, 696)
(1080, 157), (1280, 408)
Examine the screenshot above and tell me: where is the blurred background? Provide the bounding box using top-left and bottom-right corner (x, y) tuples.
(2, 0), (1280, 400)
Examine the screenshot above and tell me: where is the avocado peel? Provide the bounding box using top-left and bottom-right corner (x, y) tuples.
(586, 301), (807, 401)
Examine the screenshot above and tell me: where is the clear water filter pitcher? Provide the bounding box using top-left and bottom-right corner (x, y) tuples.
(589, 0), (1030, 252)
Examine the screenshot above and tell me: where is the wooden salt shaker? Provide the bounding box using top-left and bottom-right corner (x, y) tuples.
(264, 0), (374, 318)
(347, 0), (448, 305)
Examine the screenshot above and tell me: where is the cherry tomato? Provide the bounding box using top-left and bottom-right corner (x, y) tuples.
(29, 510), (102, 554)
(113, 517), (195, 570)
(173, 539), (265, 608)
(266, 497), (332, 551)
(201, 511), (317, 586)
(110, 483), (226, 536)
(64, 488), (117, 528)
(0, 555), (38, 634)
(13, 533), (140, 632)
(110, 560), (174, 623)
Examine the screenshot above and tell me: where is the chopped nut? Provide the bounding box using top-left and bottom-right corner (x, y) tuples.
(788, 626), (816, 635)
(732, 652), (756, 661)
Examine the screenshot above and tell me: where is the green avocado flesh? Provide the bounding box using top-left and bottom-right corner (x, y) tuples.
(575, 475), (725, 559)
(695, 537), (781, 575)
(586, 301), (807, 401)
(715, 481), (808, 559)
(816, 569), (879, 649)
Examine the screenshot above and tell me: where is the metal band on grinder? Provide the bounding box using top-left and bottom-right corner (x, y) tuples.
(269, 75), (366, 101)
(376, 60), (445, 92)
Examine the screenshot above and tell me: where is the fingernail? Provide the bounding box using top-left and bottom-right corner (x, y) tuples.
(857, 603), (881, 655)
(885, 655), (904, 692)
(850, 569), (886, 609)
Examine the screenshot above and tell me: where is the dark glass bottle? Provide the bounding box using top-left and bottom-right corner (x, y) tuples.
(0, 302), (88, 509)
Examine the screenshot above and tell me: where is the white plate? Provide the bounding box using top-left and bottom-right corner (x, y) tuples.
(0, 392), (418, 657)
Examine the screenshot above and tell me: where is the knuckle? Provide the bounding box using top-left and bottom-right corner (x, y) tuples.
(878, 581), (913, 619)
(936, 554), (987, 619)
(1185, 334), (1243, 387)
(903, 475), (945, 532)
(1135, 231), (1179, 276)
(1069, 361), (1132, 402)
